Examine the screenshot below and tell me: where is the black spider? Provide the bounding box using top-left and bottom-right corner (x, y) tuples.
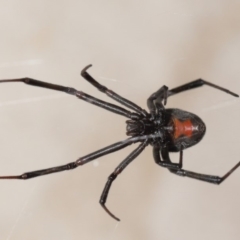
(0, 65), (239, 221)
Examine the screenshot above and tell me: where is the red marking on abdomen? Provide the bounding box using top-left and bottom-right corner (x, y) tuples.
(173, 118), (193, 139)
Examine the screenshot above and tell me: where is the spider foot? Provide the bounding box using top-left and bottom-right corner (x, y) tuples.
(0, 175), (21, 179)
(81, 64), (93, 76)
(101, 204), (120, 221)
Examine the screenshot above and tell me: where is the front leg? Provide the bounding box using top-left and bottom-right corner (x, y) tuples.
(0, 136), (148, 180)
(0, 77), (137, 119)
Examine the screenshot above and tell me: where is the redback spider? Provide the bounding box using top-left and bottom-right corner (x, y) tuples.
(0, 65), (239, 221)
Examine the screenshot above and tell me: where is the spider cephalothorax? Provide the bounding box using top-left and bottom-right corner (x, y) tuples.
(126, 118), (155, 136)
(0, 65), (239, 222)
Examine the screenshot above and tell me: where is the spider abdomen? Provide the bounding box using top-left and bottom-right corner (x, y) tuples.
(173, 118), (195, 139)
(165, 109), (206, 152)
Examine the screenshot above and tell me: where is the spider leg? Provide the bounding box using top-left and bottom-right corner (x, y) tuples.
(81, 65), (148, 117)
(169, 161), (240, 184)
(168, 79), (239, 98)
(0, 162), (78, 180)
(100, 139), (149, 221)
(0, 135), (149, 180)
(155, 147), (240, 184)
(0, 78), (139, 120)
(147, 86), (168, 115)
(153, 145), (183, 169)
(147, 79), (239, 114)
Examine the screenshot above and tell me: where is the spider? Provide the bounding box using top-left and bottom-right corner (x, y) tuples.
(0, 65), (239, 221)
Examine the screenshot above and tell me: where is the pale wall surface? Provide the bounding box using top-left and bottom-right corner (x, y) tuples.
(0, 1), (239, 240)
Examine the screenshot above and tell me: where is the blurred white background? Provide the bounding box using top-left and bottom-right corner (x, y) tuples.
(0, 1), (239, 240)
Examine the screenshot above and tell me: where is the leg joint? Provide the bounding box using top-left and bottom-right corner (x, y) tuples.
(66, 162), (77, 170)
(108, 173), (117, 181)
